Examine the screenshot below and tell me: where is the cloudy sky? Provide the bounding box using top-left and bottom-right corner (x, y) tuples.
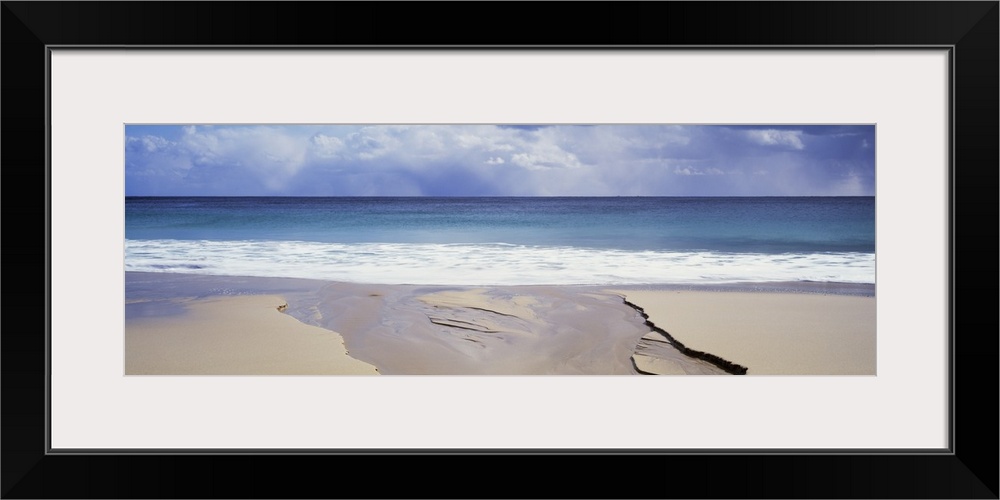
(125, 124), (875, 196)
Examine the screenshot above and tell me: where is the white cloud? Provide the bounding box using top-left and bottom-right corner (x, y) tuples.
(510, 152), (583, 170)
(485, 157), (505, 165)
(127, 135), (172, 153)
(508, 135), (585, 170)
(310, 134), (345, 158)
(673, 166), (724, 176)
(745, 129), (805, 150)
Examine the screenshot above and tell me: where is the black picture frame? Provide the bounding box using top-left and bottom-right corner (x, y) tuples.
(3, 2), (997, 498)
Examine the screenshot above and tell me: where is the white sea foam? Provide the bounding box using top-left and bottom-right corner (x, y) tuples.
(124, 239), (876, 286)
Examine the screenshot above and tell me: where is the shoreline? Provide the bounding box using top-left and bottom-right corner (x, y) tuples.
(125, 272), (875, 375)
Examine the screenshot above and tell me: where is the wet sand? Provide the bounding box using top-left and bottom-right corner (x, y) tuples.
(296, 282), (725, 375)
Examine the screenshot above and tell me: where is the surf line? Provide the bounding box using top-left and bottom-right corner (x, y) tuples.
(621, 297), (749, 375)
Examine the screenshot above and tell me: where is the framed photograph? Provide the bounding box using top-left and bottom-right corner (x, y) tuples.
(5, 2), (996, 498)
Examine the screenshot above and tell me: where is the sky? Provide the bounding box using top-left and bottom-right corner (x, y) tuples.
(124, 124), (875, 196)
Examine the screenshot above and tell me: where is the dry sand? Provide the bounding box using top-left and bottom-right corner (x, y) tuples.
(611, 290), (876, 375)
(125, 294), (379, 375)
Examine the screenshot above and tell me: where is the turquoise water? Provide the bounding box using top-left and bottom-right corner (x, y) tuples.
(125, 196), (875, 286)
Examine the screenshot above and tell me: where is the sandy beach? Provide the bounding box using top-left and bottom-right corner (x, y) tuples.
(125, 272), (875, 376)
(614, 289), (876, 375)
(125, 288), (379, 375)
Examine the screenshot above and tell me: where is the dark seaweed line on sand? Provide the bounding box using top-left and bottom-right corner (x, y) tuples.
(622, 298), (749, 375)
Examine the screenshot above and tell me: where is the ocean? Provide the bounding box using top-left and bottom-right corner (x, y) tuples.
(124, 197), (875, 288)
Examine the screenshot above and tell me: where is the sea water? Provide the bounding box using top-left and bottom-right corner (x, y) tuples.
(125, 197), (875, 287)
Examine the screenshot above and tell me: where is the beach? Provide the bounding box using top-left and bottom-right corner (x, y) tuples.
(125, 273), (378, 375)
(125, 272), (874, 376)
(614, 288), (876, 375)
